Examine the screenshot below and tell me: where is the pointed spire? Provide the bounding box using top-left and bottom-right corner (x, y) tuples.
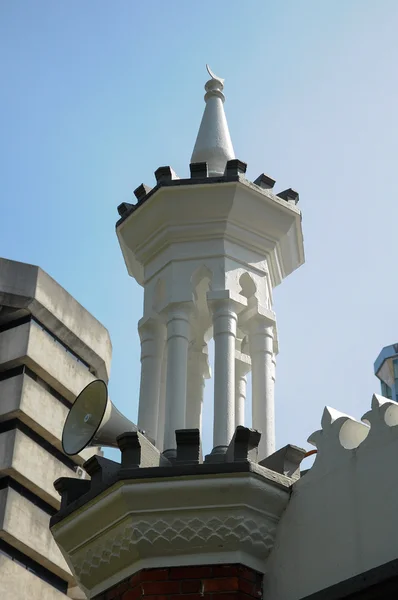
(191, 65), (235, 176)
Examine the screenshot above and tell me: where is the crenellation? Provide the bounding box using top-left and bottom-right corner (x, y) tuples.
(134, 184), (152, 202)
(305, 395), (398, 478)
(253, 173), (276, 189)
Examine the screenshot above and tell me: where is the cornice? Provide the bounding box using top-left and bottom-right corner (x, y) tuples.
(117, 180), (303, 287)
(51, 468), (291, 598)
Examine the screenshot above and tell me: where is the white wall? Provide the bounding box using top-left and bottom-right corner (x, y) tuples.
(264, 397), (398, 599)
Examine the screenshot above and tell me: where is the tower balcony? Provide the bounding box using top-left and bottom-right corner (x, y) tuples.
(117, 166), (304, 290)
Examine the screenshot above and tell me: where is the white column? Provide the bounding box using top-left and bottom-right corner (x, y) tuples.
(212, 299), (238, 450)
(272, 352), (276, 402)
(163, 305), (191, 454)
(249, 320), (275, 459)
(235, 359), (249, 428)
(156, 341), (167, 451)
(186, 348), (206, 432)
(137, 320), (164, 444)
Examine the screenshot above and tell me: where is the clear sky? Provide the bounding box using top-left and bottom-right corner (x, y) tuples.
(1, 1), (398, 459)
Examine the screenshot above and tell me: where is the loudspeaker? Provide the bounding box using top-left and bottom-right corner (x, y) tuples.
(62, 379), (137, 456)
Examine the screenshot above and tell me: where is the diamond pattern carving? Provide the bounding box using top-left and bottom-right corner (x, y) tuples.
(73, 513), (277, 578)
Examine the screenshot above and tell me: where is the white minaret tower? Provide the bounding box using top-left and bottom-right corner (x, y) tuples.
(116, 66), (304, 460)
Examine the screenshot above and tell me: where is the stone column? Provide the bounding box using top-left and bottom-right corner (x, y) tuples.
(163, 304), (191, 456)
(249, 320), (275, 459)
(186, 346), (208, 432)
(156, 341), (167, 451)
(272, 351), (276, 406)
(186, 352), (204, 431)
(235, 358), (250, 428)
(211, 299), (238, 451)
(137, 319), (165, 444)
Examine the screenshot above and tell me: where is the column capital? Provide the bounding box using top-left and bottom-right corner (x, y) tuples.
(162, 301), (193, 321)
(239, 304), (276, 334)
(138, 316), (165, 340)
(188, 344), (211, 379)
(235, 352), (251, 377)
(207, 290), (247, 314)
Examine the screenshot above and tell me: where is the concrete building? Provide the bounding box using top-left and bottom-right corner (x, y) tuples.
(374, 342), (398, 400)
(0, 257), (112, 599)
(51, 67), (398, 600)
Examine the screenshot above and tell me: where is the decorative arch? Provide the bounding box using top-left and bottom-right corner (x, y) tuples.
(239, 272), (257, 301)
(191, 265), (213, 308)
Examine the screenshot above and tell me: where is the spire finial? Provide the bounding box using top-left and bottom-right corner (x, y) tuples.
(206, 64), (224, 87)
(191, 65), (235, 176)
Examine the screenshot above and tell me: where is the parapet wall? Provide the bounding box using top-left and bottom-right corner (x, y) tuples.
(264, 394), (398, 600)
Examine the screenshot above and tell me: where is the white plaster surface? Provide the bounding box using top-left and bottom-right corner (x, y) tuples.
(264, 395), (398, 599)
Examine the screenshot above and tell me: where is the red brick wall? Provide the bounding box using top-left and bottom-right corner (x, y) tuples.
(94, 564), (263, 600)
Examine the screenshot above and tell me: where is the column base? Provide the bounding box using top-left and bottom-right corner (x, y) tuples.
(162, 448), (177, 462)
(204, 445), (228, 463)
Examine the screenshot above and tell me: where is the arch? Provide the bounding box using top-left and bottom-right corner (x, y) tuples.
(191, 265), (213, 307)
(239, 272), (257, 301)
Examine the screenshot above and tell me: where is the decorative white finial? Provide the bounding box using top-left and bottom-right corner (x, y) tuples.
(206, 64), (224, 87)
(191, 65), (235, 176)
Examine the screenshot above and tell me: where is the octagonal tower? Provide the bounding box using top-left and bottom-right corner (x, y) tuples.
(116, 66), (304, 461)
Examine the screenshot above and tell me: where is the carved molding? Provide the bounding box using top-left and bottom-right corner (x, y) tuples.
(51, 469), (290, 597)
(74, 512), (277, 579)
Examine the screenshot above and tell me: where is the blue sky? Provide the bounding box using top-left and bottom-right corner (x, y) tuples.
(1, 1), (398, 459)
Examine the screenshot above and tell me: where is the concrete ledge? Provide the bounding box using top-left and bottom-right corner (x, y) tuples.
(0, 321), (96, 402)
(0, 554), (68, 600)
(0, 258), (111, 380)
(0, 486), (72, 582)
(0, 373), (99, 466)
(0, 429), (75, 508)
(116, 179), (303, 289)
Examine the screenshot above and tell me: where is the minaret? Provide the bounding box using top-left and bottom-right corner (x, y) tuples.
(50, 68), (306, 600)
(116, 66), (304, 460)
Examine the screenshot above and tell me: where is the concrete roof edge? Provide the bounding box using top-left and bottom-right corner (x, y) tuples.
(0, 258), (112, 380)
